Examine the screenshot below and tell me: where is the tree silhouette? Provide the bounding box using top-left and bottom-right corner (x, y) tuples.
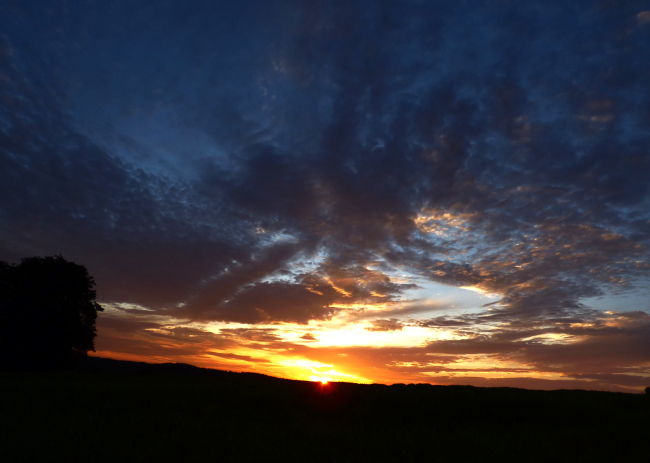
(0, 256), (103, 371)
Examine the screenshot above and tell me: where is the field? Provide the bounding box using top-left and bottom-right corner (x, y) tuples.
(1, 358), (648, 462)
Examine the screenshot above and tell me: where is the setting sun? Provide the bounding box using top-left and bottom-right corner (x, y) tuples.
(310, 376), (332, 384)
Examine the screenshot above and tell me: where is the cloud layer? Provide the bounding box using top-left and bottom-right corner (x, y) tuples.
(1, 0), (649, 390)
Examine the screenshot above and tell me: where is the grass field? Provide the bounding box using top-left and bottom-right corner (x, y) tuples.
(1, 359), (648, 462)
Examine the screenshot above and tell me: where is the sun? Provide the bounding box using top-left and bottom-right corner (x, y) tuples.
(310, 375), (331, 385)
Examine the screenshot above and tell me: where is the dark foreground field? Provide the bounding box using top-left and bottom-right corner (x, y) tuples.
(1, 358), (648, 462)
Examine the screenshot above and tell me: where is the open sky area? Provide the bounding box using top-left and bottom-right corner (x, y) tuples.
(1, 0), (649, 392)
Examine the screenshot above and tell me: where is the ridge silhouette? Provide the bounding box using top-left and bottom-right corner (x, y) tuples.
(2, 356), (649, 462)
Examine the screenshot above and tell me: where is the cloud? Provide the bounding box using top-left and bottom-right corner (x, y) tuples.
(218, 328), (284, 344)
(214, 281), (339, 324)
(366, 319), (405, 332)
(420, 316), (473, 328)
(207, 352), (271, 364)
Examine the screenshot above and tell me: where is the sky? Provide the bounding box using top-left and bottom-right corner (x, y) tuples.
(1, 0), (650, 392)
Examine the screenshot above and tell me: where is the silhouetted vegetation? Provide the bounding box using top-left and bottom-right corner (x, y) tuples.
(1, 357), (648, 463)
(0, 256), (103, 371)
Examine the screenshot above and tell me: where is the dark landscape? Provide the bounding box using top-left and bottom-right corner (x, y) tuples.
(1, 357), (648, 462)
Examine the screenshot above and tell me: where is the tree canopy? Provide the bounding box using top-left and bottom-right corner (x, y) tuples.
(0, 256), (103, 370)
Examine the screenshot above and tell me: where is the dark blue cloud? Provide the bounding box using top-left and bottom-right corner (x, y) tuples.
(1, 1), (649, 350)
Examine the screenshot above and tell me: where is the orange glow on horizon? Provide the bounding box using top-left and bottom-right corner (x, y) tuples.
(94, 307), (649, 393)
(311, 376), (331, 384)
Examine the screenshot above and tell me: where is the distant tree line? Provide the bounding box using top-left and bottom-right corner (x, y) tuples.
(0, 256), (103, 371)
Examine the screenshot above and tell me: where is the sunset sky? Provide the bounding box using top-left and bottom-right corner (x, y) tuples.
(1, 0), (650, 392)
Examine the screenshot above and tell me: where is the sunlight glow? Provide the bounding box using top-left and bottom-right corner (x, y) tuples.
(459, 286), (501, 299)
(280, 359), (369, 383)
(311, 376), (331, 384)
(324, 277), (353, 297)
(414, 211), (476, 236)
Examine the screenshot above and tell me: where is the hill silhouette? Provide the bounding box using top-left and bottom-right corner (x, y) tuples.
(1, 356), (648, 462)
